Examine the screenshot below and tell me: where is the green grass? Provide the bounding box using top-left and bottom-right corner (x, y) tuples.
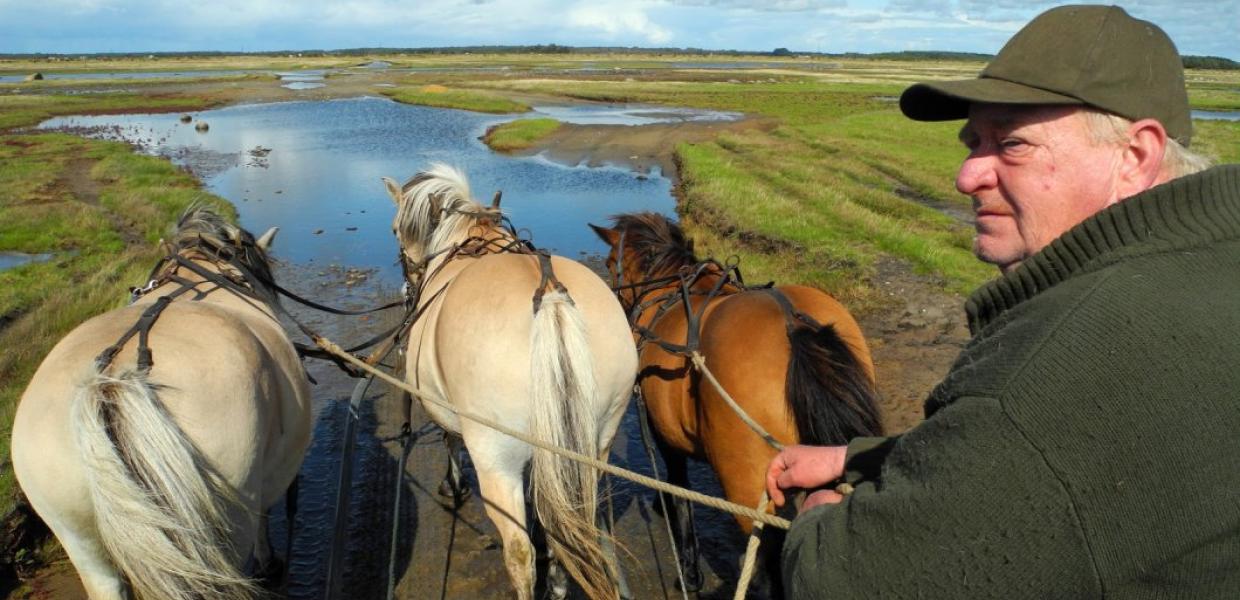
(483, 117), (562, 151)
(0, 93), (215, 131)
(0, 130), (232, 518)
(1194, 119), (1240, 164)
(381, 85), (530, 114)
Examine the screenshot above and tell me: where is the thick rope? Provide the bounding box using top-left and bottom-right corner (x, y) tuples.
(312, 336), (792, 531)
(689, 352), (784, 452)
(734, 492), (771, 600)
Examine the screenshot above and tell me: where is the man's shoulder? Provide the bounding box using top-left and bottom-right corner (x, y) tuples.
(933, 239), (1240, 409)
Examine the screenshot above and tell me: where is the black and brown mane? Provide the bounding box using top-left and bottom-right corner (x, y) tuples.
(162, 207), (278, 303)
(610, 212), (698, 278)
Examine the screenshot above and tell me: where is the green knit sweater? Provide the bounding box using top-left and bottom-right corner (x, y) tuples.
(783, 165), (1240, 599)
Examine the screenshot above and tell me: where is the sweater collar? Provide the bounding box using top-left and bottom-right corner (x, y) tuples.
(966, 164), (1240, 333)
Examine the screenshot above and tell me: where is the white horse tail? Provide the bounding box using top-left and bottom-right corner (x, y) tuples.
(71, 369), (258, 600)
(529, 290), (618, 600)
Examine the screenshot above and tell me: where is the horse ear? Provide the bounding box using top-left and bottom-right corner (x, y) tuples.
(382, 177), (403, 205)
(256, 227), (279, 251)
(590, 223), (619, 246)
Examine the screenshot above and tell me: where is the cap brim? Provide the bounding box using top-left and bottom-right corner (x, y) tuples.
(900, 78), (1085, 121)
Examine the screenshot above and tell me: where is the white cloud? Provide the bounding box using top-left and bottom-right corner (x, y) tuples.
(567, 4), (673, 45)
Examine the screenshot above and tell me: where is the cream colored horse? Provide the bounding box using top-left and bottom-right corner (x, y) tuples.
(384, 164), (637, 599)
(12, 209), (312, 600)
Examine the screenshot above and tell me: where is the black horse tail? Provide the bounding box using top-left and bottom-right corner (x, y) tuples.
(786, 322), (884, 445)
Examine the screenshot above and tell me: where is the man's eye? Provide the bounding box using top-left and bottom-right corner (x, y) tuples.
(1000, 138), (1027, 150)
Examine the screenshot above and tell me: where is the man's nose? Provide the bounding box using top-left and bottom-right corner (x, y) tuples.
(956, 153), (997, 196)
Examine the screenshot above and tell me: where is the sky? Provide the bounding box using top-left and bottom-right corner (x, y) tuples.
(1, 0), (1237, 60)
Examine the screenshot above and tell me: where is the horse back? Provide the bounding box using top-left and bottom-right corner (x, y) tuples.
(14, 300), (309, 513)
(416, 252), (635, 429)
(678, 285), (875, 528)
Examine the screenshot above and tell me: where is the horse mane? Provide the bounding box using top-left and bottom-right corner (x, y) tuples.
(393, 163), (501, 258)
(168, 205), (278, 303)
(610, 212), (699, 278)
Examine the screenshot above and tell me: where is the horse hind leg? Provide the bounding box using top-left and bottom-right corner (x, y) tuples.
(55, 527), (130, 600)
(438, 432), (472, 507)
(476, 467), (536, 600)
(655, 440), (704, 593)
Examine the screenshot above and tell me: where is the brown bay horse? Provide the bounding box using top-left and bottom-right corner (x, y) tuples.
(591, 213), (882, 596)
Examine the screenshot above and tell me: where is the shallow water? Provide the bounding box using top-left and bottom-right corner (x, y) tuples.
(41, 96), (678, 280)
(1192, 109), (1240, 121)
(0, 251), (53, 271)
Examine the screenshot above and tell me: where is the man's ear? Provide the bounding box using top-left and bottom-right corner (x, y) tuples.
(589, 223), (619, 246)
(382, 177), (403, 206)
(1120, 118), (1170, 195)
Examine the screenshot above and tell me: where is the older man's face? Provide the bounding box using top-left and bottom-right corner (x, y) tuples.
(956, 104), (1126, 272)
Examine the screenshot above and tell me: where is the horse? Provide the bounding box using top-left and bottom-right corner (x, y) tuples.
(12, 208), (313, 600)
(383, 164), (638, 600)
(590, 212), (883, 596)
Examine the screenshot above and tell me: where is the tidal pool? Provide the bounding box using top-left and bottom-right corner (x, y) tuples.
(41, 96), (678, 282)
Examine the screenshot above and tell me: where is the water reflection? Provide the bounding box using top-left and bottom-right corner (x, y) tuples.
(0, 252), (53, 271)
(1193, 110), (1240, 121)
(40, 97), (676, 283)
(526, 104), (741, 125)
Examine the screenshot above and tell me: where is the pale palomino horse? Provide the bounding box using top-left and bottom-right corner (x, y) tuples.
(384, 164), (637, 599)
(12, 209), (312, 600)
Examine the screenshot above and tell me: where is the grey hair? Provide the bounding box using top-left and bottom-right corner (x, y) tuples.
(1081, 108), (1212, 179)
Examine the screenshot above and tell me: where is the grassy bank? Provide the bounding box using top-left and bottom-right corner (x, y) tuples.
(0, 96), (231, 521)
(470, 69), (1240, 309)
(382, 84), (530, 114)
(483, 117), (562, 151)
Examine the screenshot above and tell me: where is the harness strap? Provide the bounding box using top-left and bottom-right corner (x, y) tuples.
(531, 252), (574, 314)
(94, 284), (195, 372)
(758, 287), (822, 334)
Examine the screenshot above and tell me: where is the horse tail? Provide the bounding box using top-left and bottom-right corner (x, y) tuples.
(71, 369), (258, 600)
(528, 290), (618, 600)
(786, 321), (884, 445)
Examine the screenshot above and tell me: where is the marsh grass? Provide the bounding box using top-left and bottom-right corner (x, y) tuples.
(0, 93), (215, 131)
(483, 118), (562, 151)
(382, 85), (530, 114)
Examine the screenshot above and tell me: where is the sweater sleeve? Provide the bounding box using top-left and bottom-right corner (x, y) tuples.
(782, 396), (1101, 599)
(843, 435), (899, 485)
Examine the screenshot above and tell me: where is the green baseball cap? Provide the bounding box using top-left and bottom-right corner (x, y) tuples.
(900, 4), (1192, 145)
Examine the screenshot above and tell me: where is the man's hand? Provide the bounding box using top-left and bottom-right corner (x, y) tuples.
(766, 445), (848, 508)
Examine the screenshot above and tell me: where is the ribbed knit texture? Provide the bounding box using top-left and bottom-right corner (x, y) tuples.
(784, 165), (1240, 599)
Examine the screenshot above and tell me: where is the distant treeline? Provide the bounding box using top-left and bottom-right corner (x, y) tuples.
(2, 46), (1235, 69)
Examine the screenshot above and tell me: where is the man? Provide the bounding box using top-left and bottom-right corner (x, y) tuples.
(766, 4), (1239, 598)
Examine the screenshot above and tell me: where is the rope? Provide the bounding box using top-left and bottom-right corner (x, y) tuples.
(689, 352), (784, 452)
(734, 492), (771, 600)
(312, 336), (792, 531)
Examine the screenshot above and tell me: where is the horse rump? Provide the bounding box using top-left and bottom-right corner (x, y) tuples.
(72, 368), (257, 600)
(786, 322), (884, 446)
